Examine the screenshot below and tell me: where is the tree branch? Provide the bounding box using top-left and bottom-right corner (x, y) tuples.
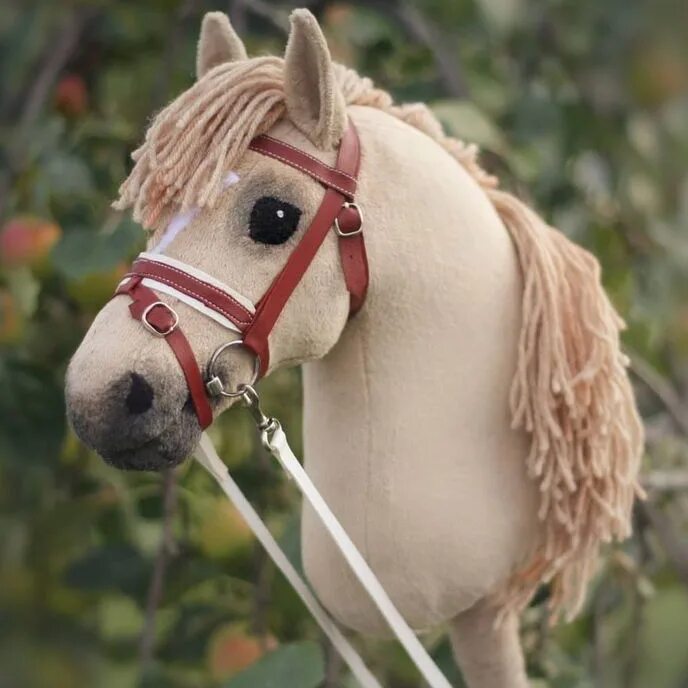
(232, 0), (290, 32)
(251, 543), (273, 645)
(0, 8), (93, 218)
(323, 635), (344, 688)
(139, 468), (178, 671)
(18, 11), (92, 131)
(231, 0), (469, 99)
(393, 1), (468, 97)
(629, 353), (688, 436)
(227, 0), (248, 35)
(150, 0), (200, 111)
(348, 0), (467, 97)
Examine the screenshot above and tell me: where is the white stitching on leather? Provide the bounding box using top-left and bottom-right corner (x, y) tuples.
(257, 135), (358, 184)
(254, 148), (353, 196)
(134, 263), (253, 324)
(138, 279), (241, 333)
(140, 252), (256, 313)
(133, 270), (252, 326)
(251, 146), (356, 197)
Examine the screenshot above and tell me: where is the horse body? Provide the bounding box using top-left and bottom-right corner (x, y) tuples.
(301, 106), (540, 636)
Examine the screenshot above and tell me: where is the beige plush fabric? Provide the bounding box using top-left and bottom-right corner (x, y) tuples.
(450, 599), (530, 688)
(67, 9), (644, 686)
(300, 104), (540, 634)
(283, 9), (346, 149)
(196, 12), (247, 79)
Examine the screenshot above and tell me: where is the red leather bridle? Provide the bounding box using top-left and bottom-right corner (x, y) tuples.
(114, 120), (368, 429)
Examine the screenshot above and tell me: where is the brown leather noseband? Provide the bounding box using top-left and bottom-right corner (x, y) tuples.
(114, 121), (368, 429)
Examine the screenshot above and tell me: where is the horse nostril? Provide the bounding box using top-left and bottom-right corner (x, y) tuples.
(126, 373), (155, 415)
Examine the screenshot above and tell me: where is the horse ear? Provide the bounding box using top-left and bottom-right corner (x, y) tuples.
(196, 12), (247, 79)
(284, 9), (346, 150)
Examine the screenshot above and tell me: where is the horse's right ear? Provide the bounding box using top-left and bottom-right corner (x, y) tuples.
(283, 9), (346, 150)
(196, 12), (247, 79)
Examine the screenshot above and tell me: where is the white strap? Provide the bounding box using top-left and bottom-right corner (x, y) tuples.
(139, 251), (256, 312)
(265, 425), (453, 688)
(116, 275), (245, 334)
(141, 277), (243, 333)
(195, 433), (384, 688)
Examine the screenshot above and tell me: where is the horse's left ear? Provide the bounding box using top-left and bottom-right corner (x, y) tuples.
(197, 12), (247, 79)
(284, 9), (346, 150)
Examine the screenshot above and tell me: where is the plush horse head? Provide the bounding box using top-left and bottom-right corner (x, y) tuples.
(65, 10), (644, 687)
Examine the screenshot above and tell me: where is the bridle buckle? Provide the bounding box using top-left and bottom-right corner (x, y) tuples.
(334, 202), (363, 237)
(141, 301), (179, 337)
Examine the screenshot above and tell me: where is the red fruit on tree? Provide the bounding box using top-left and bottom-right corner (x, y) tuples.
(0, 216), (61, 269)
(208, 625), (277, 680)
(55, 74), (88, 117)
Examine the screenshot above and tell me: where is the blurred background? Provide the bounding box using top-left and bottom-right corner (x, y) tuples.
(0, 0), (687, 686)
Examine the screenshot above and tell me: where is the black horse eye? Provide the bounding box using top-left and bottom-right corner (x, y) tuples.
(249, 196), (301, 245)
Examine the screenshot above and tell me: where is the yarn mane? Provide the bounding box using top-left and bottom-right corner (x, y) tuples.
(114, 56), (644, 622)
(113, 57), (494, 229)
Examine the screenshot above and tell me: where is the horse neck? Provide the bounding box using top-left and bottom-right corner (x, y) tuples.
(301, 105), (524, 468)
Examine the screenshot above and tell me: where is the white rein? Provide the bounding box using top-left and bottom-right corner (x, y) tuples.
(194, 385), (453, 688)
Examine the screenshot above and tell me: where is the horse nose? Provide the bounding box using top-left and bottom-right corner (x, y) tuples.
(125, 372), (155, 415)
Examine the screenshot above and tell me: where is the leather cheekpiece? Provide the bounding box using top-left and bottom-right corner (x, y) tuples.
(244, 121), (369, 370)
(115, 276), (214, 429)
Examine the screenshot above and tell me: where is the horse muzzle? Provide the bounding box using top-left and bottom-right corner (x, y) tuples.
(65, 349), (203, 471)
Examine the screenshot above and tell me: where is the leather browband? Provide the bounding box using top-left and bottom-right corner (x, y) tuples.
(115, 120), (368, 428)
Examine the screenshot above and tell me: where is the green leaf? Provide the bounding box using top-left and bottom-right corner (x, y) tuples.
(430, 638), (465, 686)
(52, 217), (141, 279)
(431, 100), (508, 154)
(278, 514), (304, 578)
(42, 152), (94, 198)
(223, 642), (324, 688)
(474, 0), (524, 34)
(99, 593), (145, 641)
(5, 267), (40, 317)
(0, 357), (65, 465)
(636, 586), (688, 688)
(63, 544), (149, 598)
(346, 7), (395, 47)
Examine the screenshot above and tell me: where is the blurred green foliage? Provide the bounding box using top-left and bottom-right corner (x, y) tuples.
(0, 0), (687, 686)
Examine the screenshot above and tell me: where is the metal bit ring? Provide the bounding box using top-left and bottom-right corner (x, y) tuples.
(206, 340), (260, 398)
